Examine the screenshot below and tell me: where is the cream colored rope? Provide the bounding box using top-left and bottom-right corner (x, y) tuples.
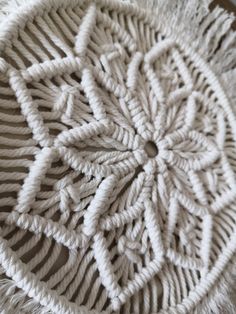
(0, 0), (235, 313)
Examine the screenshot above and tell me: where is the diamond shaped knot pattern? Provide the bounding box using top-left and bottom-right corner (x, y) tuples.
(0, 0), (236, 313)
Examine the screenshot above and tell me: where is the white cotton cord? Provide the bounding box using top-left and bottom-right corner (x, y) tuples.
(0, 237), (104, 314)
(0, 0), (235, 313)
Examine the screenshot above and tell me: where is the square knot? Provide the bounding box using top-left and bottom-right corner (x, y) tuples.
(53, 85), (78, 117)
(118, 235), (143, 264)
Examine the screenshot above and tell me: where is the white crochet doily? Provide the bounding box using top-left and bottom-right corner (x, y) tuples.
(0, 0), (236, 313)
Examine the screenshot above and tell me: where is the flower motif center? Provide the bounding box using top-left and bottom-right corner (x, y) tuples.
(144, 141), (159, 158)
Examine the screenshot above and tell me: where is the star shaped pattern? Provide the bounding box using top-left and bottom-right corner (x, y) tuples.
(0, 1), (236, 314)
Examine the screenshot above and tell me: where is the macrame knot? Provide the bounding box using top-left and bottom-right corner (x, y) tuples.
(179, 223), (196, 253)
(65, 184), (81, 204)
(118, 236), (142, 264)
(161, 64), (178, 84)
(54, 177), (80, 213)
(102, 43), (126, 61)
(54, 85), (78, 118)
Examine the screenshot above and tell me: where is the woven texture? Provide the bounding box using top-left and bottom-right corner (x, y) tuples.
(0, 0), (236, 313)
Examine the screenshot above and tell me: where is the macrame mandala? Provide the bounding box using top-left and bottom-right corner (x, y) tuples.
(0, 0), (236, 313)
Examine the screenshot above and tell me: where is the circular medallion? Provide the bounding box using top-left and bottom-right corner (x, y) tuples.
(0, 1), (236, 313)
